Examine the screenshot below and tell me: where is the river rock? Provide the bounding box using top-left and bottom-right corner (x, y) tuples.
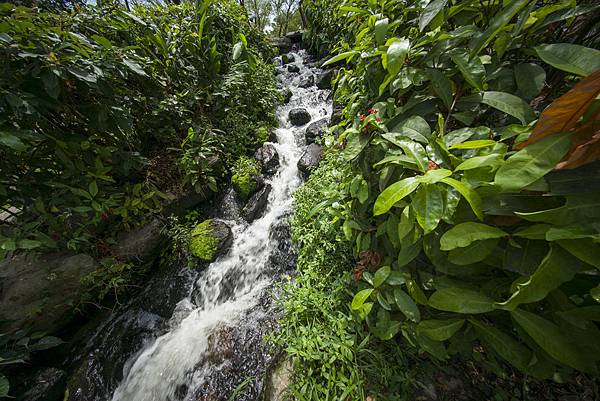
(271, 37), (292, 54)
(113, 218), (165, 263)
(19, 367), (67, 401)
(190, 219), (233, 262)
(297, 143), (322, 177)
(305, 118), (328, 144)
(281, 53), (295, 65)
(298, 74), (314, 88)
(0, 252), (98, 333)
(255, 143), (279, 175)
(265, 355), (293, 401)
(285, 30), (303, 43)
(316, 69), (334, 89)
(287, 64), (300, 73)
(242, 184), (272, 222)
(281, 88), (292, 104)
(288, 108), (311, 126)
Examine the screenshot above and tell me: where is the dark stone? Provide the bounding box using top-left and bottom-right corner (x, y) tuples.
(281, 88), (292, 104)
(271, 37), (292, 54)
(297, 144), (323, 177)
(281, 53), (295, 65)
(210, 219), (234, 259)
(330, 107), (343, 125)
(255, 143), (280, 175)
(305, 118), (328, 144)
(113, 218), (165, 263)
(298, 74), (314, 88)
(242, 184), (272, 222)
(288, 108), (311, 126)
(19, 367), (67, 401)
(0, 252), (98, 333)
(316, 69), (334, 89)
(287, 64), (300, 73)
(285, 30), (303, 43)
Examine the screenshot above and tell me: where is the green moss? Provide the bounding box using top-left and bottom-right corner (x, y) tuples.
(189, 220), (219, 261)
(256, 126), (269, 144)
(231, 156), (262, 200)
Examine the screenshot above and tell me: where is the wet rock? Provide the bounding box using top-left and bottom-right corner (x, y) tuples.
(271, 37), (292, 54)
(265, 356), (293, 401)
(113, 218), (165, 263)
(297, 144), (322, 177)
(287, 64), (300, 73)
(305, 118), (328, 144)
(285, 30), (303, 43)
(298, 74), (314, 88)
(242, 184), (272, 222)
(0, 252), (98, 333)
(281, 53), (295, 65)
(316, 69), (334, 89)
(19, 367), (67, 401)
(255, 143), (280, 175)
(288, 108), (311, 126)
(190, 219), (233, 262)
(281, 88), (292, 104)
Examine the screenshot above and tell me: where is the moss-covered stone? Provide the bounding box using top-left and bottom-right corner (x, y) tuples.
(189, 220), (219, 261)
(231, 156), (262, 200)
(256, 126), (270, 144)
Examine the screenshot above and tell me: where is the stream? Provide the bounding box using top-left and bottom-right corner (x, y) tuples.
(66, 50), (331, 401)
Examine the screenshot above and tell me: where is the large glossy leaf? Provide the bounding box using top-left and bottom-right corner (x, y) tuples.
(417, 168), (452, 184)
(516, 193), (600, 226)
(374, 177), (420, 216)
(451, 49), (486, 91)
(448, 238), (498, 265)
(394, 288), (421, 322)
(384, 38), (410, 76)
(374, 18), (389, 45)
(427, 68), (453, 110)
(429, 287), (495, 314)
(480, 91), (536, 125)
(514, 63), (546, 100)
(413, 184), (444, 233)
(497, 246), (578, 310)
(557, 239), (600, 269)
(495, 133), (572, 192)
(322, 50), (360, 66)
(535, 44), (600, 77)
(398, 140), (429, 172)
(373, 265), (391, 288)
(517, 69), (600, 149)
(469, 0), (530, 58)
(419, 0), (448, 31)
(455, 154), (503, 171)
(440, 177), (483, 220)
(351, 289), (373, 310)
(512, 309), (598, 374)
(418, 319), (464, 341)
(449, 140), (496, 150)
(343, 128), (369, 160)
(440, 222), (506, 251)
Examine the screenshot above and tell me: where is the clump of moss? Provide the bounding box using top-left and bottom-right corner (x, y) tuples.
(189, 220), (219, 261)
(231, 156), (262, 200)
(255, 126), (270, 144)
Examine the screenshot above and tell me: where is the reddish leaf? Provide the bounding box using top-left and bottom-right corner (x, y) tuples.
(518, 69), (600, 149)
(555, 111), (600, 169)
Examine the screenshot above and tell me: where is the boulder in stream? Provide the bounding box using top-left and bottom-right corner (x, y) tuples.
(242, 184), (272, 222)
(316, 69), (334, 89)
(287, 64), (300, 73)
(113, 218), (165, 263)
(298, 74), (314, 88)
(281, 88), (292, 104)
(281, 53), (295, 65)
(255, 143), (279, 175)
(190, 219), (233, 262)
(19, 367), (67, 401)
(265, 355), (293, 401)
(297, 143), (323, 177)
(288, 108), (311, 126)
(305, 118), (328, 144)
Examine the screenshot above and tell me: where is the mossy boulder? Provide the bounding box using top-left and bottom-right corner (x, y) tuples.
(231, 156), (262, 200)
(189, 219), (232, 262)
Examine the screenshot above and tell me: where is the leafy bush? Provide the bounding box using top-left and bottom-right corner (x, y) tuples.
(231, 156), (262, 200)
(303, 0), (600, 381)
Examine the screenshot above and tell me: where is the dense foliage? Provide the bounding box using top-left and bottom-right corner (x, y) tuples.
(0, 0), (278, 258)
(290, 0), (600, 393)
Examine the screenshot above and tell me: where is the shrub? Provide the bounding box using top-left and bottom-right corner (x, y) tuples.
(231, 156), (262, 200)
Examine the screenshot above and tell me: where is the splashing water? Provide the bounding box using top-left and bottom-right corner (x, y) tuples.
(109, 50), (332, 401)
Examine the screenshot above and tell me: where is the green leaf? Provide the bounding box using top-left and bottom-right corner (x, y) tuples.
(429, 287), (495, 314)
(455, 154), (502, 171)
(498, 246), (578, 310)
(398, 240), (422, 267)
(322, 50), (360, 66)
(558, 239), (600, 269)
(351, 289), (374, 310)
(440, 177), (483, 220)
(512, 309), (598, 374)
(495, 133), (572, 192)
(449, 140), (496, 150)
(440, 222), (506, 251)
(28, 336), (64, 351)
(419, 0), (448, 31)
(418, 319), (465, 341)
(448, 238), (498, 265)
(0, 374), (8, 397)
(374, 18), (389, 45)
(123, 58), (147, 76)
(343, 129), (369, 160)
(469, 0), (530, 58)
(384, 38), (410, 76)
(427, 68), (453, 110)
(451, 49), (486, 91)
(374, 177), (420, 216)
(417, 168), (452, 184)
(232, 41), (243, 61)
(514, 63), (546, 99)
(471, 320), (532, 374)
(481, 91), (536, 125)
(17, 239), (43, 250)
(413, 184), (444, 233)
(394, 288), (421, 322)
(397, 140), (428, 172)
(0, 131), (27, 152)
(535, 43), (600, 77)
(89, 181), (98, 198)
(373, 266), (391, 288)
(591, 285), (600, 303)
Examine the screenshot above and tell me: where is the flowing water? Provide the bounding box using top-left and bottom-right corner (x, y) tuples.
(68, 50), (331, 401)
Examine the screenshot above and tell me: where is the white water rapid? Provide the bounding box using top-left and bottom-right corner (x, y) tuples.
(109, 50), (332, 401)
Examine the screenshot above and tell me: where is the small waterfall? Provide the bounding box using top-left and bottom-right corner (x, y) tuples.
(107, 50), (332, 401)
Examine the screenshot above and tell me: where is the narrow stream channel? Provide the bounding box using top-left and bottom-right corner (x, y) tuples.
(69, 50), (331, 401)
